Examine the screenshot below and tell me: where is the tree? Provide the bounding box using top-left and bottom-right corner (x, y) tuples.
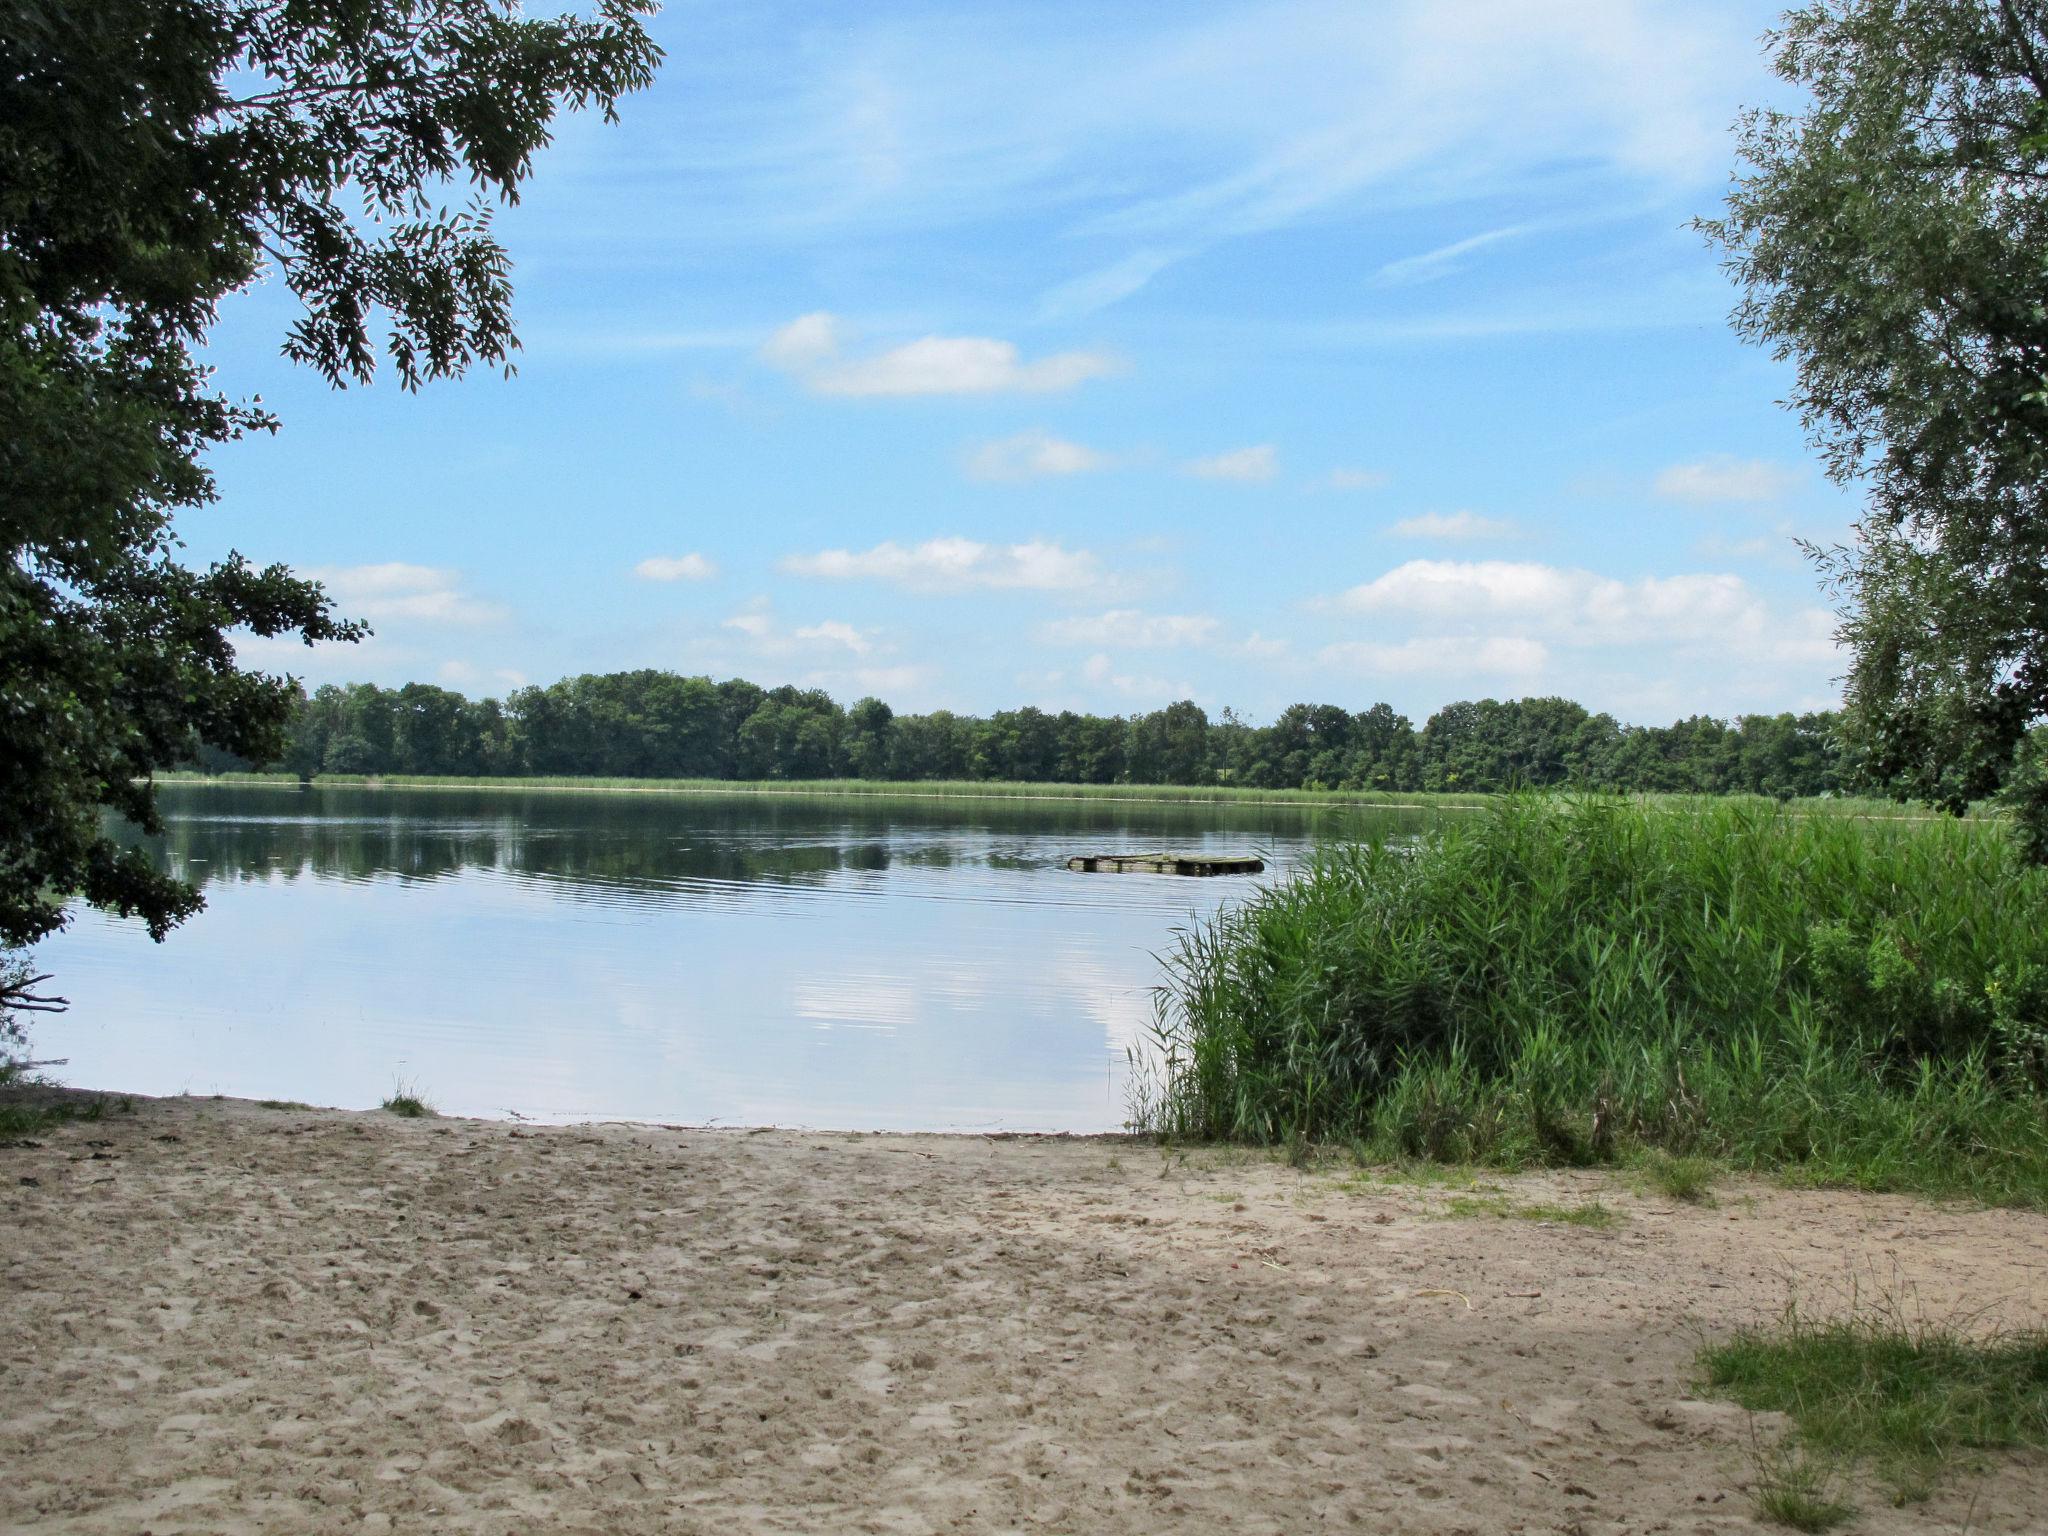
(1, 1), (659, 950)
(1703, 0), (2048, 855)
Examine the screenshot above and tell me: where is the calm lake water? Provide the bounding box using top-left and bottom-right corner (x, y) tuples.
(33, 783), (1418, 1131)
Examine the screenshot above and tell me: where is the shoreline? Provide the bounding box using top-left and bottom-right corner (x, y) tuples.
(155, 770), (1477, 813)
(6, 1090), (2045, 1532)
(151, 771), (1969, 821)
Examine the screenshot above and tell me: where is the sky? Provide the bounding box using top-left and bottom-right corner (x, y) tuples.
(206, 0), (1853, 727)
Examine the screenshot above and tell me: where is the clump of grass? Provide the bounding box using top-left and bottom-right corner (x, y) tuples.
(1640, 1149), (1719, 1204)
(1748, 1436), (1857, 1532)
(381, 1084), (434, 1118)
(1442, 1194), (1620, 1228)
(256, 1099), (312, 1111)
(1141, 795), (2048, 1203)
(1699, 1303), (2048, 1514)
(0, 1091), (128, 1138)
(1520, 1199), (1620, 1228)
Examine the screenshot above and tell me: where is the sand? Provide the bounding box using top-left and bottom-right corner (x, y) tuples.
(3, 1093), (2045, 1534)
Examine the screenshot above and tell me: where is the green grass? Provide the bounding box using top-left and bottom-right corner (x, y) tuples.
(1747, 1440), (1858, 1533)
(1138, 795), (2048, 1204)
(1442, 1194), (1621, 1227)
(256, 1099), (312, 1111)
(1638, 1150), (1720, 1204)
(0, 1091), (133, 1138)
(157, 769), (1493, 811)
(157, 769), (1950, 820)
(380, 1086), (434, 1118)
(1700, 1305), (2048, 1518)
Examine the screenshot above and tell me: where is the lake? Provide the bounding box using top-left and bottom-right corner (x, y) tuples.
(31, 783), (1417, 1131)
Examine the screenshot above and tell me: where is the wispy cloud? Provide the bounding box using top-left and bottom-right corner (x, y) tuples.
(634, 553), (719, 582)
(1372, 224), (1533, 286)
(1319, 635), (1549, 676)
(720, 600), (883, 658)
(1038, 247), (1188, 318)
(1080, 652), (1198, 702)
(310, 563), (505, 626)
(1185, 444), (1278, 482)
(781, 537), (1111, 593)
(1653, 457), (1802, 504)
(437, 660), (528, 691)
(1323, 467), (1390, 491)
(966, 430), (1113, 482)
(1037, 609), (1220, 649)
(1389, 510), (1517, 541)
(762, 312), (1119, 397)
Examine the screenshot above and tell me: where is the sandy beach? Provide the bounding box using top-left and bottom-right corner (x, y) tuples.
(3, 1093), (2045, 1534)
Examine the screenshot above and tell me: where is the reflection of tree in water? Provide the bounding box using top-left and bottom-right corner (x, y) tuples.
(135, 784), (1359, 896)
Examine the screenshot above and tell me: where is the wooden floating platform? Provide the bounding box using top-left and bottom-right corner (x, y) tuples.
(1066, 853), (1265, 876)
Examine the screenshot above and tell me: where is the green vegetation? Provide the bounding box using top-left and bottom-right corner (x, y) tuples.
(1441, 1194), (1620, 1229)
(380, 1087), (434, 1119)
(0, 1091), (129, 1139)
(256, 1099), (312, 1112)
(164, 769), (1499, 810)
(1141, 796), (2048, 1203)
(1, 3), (657, 954)
(1706, 1), (2048, 860)
(1639, 1150), (1719, 1205)
(1746, 1442), (1856, 1534)
(220, 674), (1854, 801)
(1700, 1304), (2048, 1520)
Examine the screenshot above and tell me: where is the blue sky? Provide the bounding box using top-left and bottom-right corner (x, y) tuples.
(210, 0), (1849, 726)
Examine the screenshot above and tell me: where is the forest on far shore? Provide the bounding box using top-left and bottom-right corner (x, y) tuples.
(193, 672), (1853, 798)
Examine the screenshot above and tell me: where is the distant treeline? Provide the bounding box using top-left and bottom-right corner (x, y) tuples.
(199, 672), (1852, 798)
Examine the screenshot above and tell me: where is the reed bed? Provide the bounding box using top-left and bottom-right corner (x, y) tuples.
(153, 771), (1494, 809)
(1142, 796), (2048, 1202)
(155, 770), (1935, 819)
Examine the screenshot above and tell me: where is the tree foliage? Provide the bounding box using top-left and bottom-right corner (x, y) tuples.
(1703, 0), (2048, 855)
(0, 1), (658, 949)
(248, 672), (1853, 799)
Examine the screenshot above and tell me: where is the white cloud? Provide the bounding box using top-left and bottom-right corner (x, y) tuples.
(1389, 510), (1517, 541)
(309, 563), (505, 626)
(762, 312), (1118, 397)
(1653, 457), (1802, 504)
(1319, 635), (1550, 676)
(623, 3), (1758, 326)
(966, 430), (1112, 482)
(1332, 558), (1838, 661)
(1694, 532), (1781, 561)
(720, 602), (882, 659)
(793, 620), (874, 655)
(1185, 444), (1278, 482)
(802, 663), (936, 697)
(1037, 609), (1220, 649)
(781, 536), (1109, 593)
(634, 553), (718, 582)
(1079, 652), (1198, 702)
(1373, 224), (1534, 286)
(1324, 468), (1390, 491)
(1038, 247), (1188, 318)
(1238, 631), (1290, 660)
(436, 660), (528, 691)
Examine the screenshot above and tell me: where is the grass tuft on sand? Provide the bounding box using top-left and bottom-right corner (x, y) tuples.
(1700, 1303), (2048, 1522)
(380, 1086), (434, 1118)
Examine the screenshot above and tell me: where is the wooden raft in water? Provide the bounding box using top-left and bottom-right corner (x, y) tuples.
(1066, 853), (1265, 876)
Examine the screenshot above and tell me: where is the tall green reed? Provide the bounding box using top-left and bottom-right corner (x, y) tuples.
(1143, 796), (2048, 1201)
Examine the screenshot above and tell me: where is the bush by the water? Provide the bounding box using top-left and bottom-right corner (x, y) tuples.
(1142, 797), (2048, 1202)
